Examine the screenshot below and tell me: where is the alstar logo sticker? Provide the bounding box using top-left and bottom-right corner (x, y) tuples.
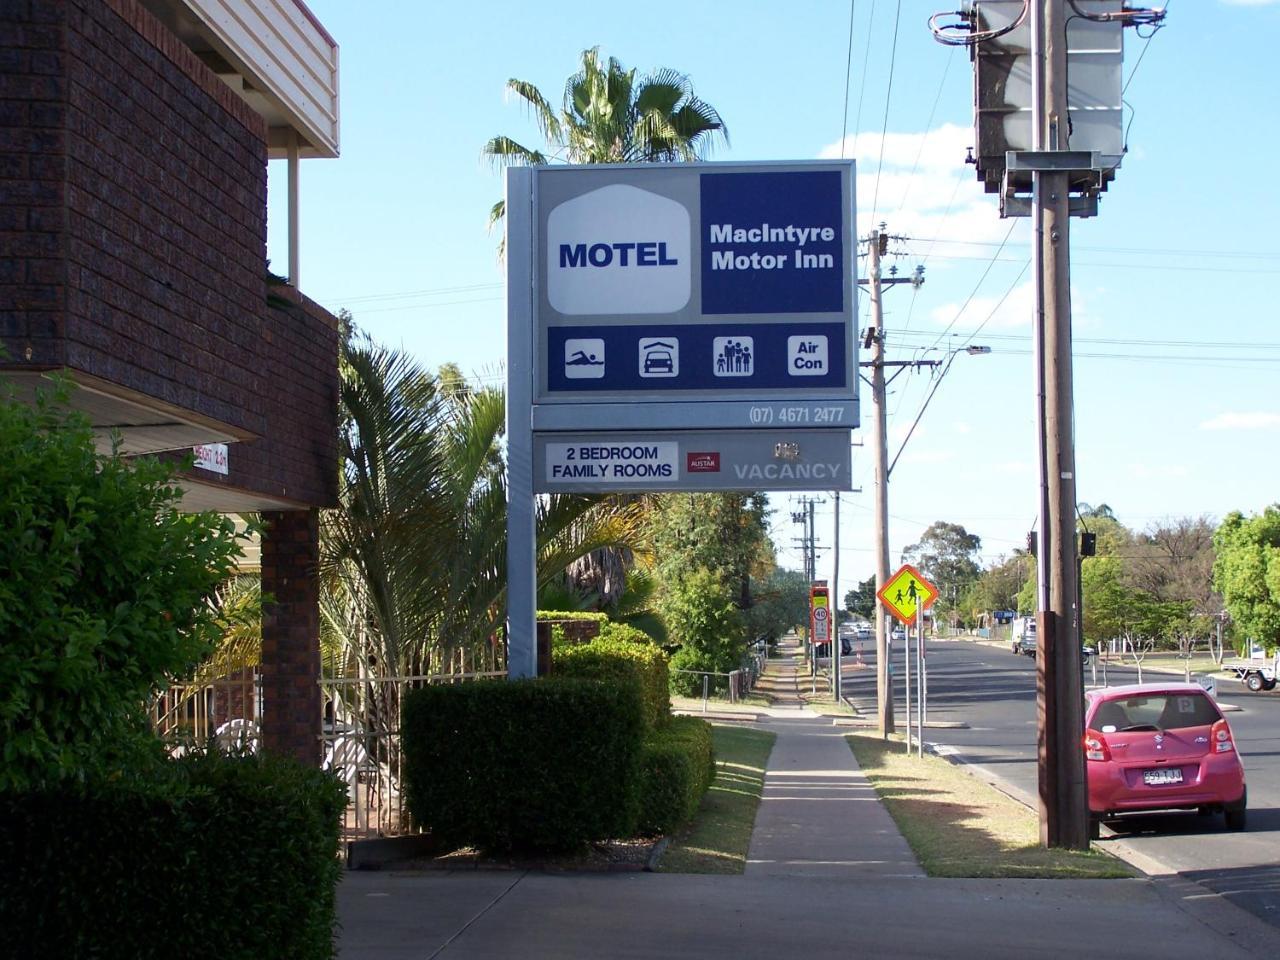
(686, 452), (720, 473)
(547, 185), (691, 316)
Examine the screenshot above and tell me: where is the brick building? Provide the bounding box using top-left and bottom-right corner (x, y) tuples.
(1, 0), (342, 764)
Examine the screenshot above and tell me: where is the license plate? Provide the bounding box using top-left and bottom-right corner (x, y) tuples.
(1143, 768), (1183, 786)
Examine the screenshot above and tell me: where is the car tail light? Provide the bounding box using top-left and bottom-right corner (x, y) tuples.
(1211, 719), (1235, 754)
(1083, 729), (1111, 762)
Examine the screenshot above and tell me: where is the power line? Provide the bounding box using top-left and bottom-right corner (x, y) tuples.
(895, 45), (956, 217)
(927, 220), (1020, 349)
(851, 0), (877, 160)
(869, 0), (904, 223)
(840, 0), (858, 158)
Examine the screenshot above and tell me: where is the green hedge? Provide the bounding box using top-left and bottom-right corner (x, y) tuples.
(556, 638), (671, 731)
(636, 716), (715, 836)
(536, 610), (609, 622)
(0, 750), (346, 960)
(402, 678), (644, 852)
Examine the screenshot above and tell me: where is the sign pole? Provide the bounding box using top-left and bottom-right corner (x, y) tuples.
(903, 615), (912, 754)
(917, 600), (925, 758)
(505, 168), (537, 679)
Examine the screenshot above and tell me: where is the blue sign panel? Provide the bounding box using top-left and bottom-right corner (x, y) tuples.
(700, 171), (845, 315)
(548, 323), (845, 393)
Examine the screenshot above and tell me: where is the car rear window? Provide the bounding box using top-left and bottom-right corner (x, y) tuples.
(1091, 693), (1221, 732)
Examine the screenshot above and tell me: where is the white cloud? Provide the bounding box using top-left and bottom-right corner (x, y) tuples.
(929, 279), (1035, 332)
(1199, 412), (1280, 431)
(953, 421), (973, 435)
(819, 124), (1018, 255)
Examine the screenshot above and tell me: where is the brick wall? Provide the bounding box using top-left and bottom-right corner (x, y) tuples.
(1, 0), (338, 508)
(259, 508), (321, 765)
(0, 0), (69, 366)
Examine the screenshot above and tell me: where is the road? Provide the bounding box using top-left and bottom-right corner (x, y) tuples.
(837, 637), (1280, 928)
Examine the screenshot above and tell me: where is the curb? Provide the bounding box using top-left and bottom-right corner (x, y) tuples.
(927, 741), (1280, 952)
(644, 837), (670, 872)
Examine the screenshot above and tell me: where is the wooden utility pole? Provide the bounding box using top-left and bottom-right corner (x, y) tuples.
(1032, 0), (1087, 850)
(868, 229), (894, 737)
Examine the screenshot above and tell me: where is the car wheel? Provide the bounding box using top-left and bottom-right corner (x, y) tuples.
(1263, 679), (1277, 692)
(1225, 789), (1247, 831)
(1245, 673), (1264, 693)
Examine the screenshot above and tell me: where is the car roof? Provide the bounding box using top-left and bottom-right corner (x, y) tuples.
(1086, 682), (1209, 700)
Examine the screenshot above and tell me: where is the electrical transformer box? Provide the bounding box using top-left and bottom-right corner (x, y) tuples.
(970, 1), (1125, 199)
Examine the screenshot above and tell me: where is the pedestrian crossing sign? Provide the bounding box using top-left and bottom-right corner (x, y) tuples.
(877, 564), (939, 626)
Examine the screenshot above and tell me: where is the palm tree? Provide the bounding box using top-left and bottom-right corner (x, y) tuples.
(483, 49), (728, 605)
(483, 46), (729, 247)
(321, 333), (647, 681)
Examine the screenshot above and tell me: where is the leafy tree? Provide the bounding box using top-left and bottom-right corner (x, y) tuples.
(901, 521), (982, 612)
(845, 574), (878, 619)
(1213, 507), (1280, 654)
(1128, 517), (1219, 652)
(664, 569), (745, 695)
(484, 47), (728, 243)
(748, 568), (811, 641)
(965, 554), (1028, 624)
(0, 388), (244, 789)
(647, 493), (772, 612)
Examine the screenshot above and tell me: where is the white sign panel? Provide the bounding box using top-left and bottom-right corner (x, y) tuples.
(547, 184), (692, 316)
(192, 443), (228, 475)
(544, 441), (679, 485)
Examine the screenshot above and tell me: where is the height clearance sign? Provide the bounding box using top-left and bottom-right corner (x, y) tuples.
(523, 161), (857, 432)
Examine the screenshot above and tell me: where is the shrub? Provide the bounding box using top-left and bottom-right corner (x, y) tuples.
(663, 568), (747, 697)
(557, 637), (670, 730)
(636, 716), (715, 836)
(536, 610), (609, 623)
(597, 622), (656, 646)
(0, 388), (245, 789)
(402, 678), (644, 851)
(0, 750), (346, 960)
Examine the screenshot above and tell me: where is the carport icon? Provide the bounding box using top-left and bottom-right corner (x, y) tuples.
(639, 338), (679, 378)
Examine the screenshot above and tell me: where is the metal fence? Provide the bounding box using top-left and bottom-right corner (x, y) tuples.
(150, 670), (262, 750)
(320, 645), (506, 844)
(149, 646), (505, 847)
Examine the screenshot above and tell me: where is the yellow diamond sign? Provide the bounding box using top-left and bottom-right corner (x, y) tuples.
(877, 564), (939, 626)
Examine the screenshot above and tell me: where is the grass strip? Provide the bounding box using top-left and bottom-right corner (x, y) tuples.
(847, 733), (1132, 879)
(659, 724), (776, 874)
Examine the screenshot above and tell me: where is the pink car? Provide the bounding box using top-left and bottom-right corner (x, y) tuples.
(1083, 683), (1247, 838)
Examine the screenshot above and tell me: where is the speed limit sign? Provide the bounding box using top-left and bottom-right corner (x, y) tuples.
(813, 607), (828, 623)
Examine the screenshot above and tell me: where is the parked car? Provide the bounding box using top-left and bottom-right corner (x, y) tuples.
(1083, 683), (1246, 838)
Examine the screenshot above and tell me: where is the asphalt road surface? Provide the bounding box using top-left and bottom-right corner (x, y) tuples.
(837, 636), (1280, 929)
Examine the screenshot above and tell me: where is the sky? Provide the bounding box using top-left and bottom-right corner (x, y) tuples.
(268, 0), (1280, 601)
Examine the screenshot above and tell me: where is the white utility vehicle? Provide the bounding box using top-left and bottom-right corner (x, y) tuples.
(1223, 642), (1278, 692)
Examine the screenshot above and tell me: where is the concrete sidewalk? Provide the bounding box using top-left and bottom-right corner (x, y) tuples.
(746, 647), (922, 878)
(337, 870), (1273, 959)
(334, 638), (1280, 958)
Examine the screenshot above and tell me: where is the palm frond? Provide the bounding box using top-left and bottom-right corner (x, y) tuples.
(505, 79), (564, 147)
